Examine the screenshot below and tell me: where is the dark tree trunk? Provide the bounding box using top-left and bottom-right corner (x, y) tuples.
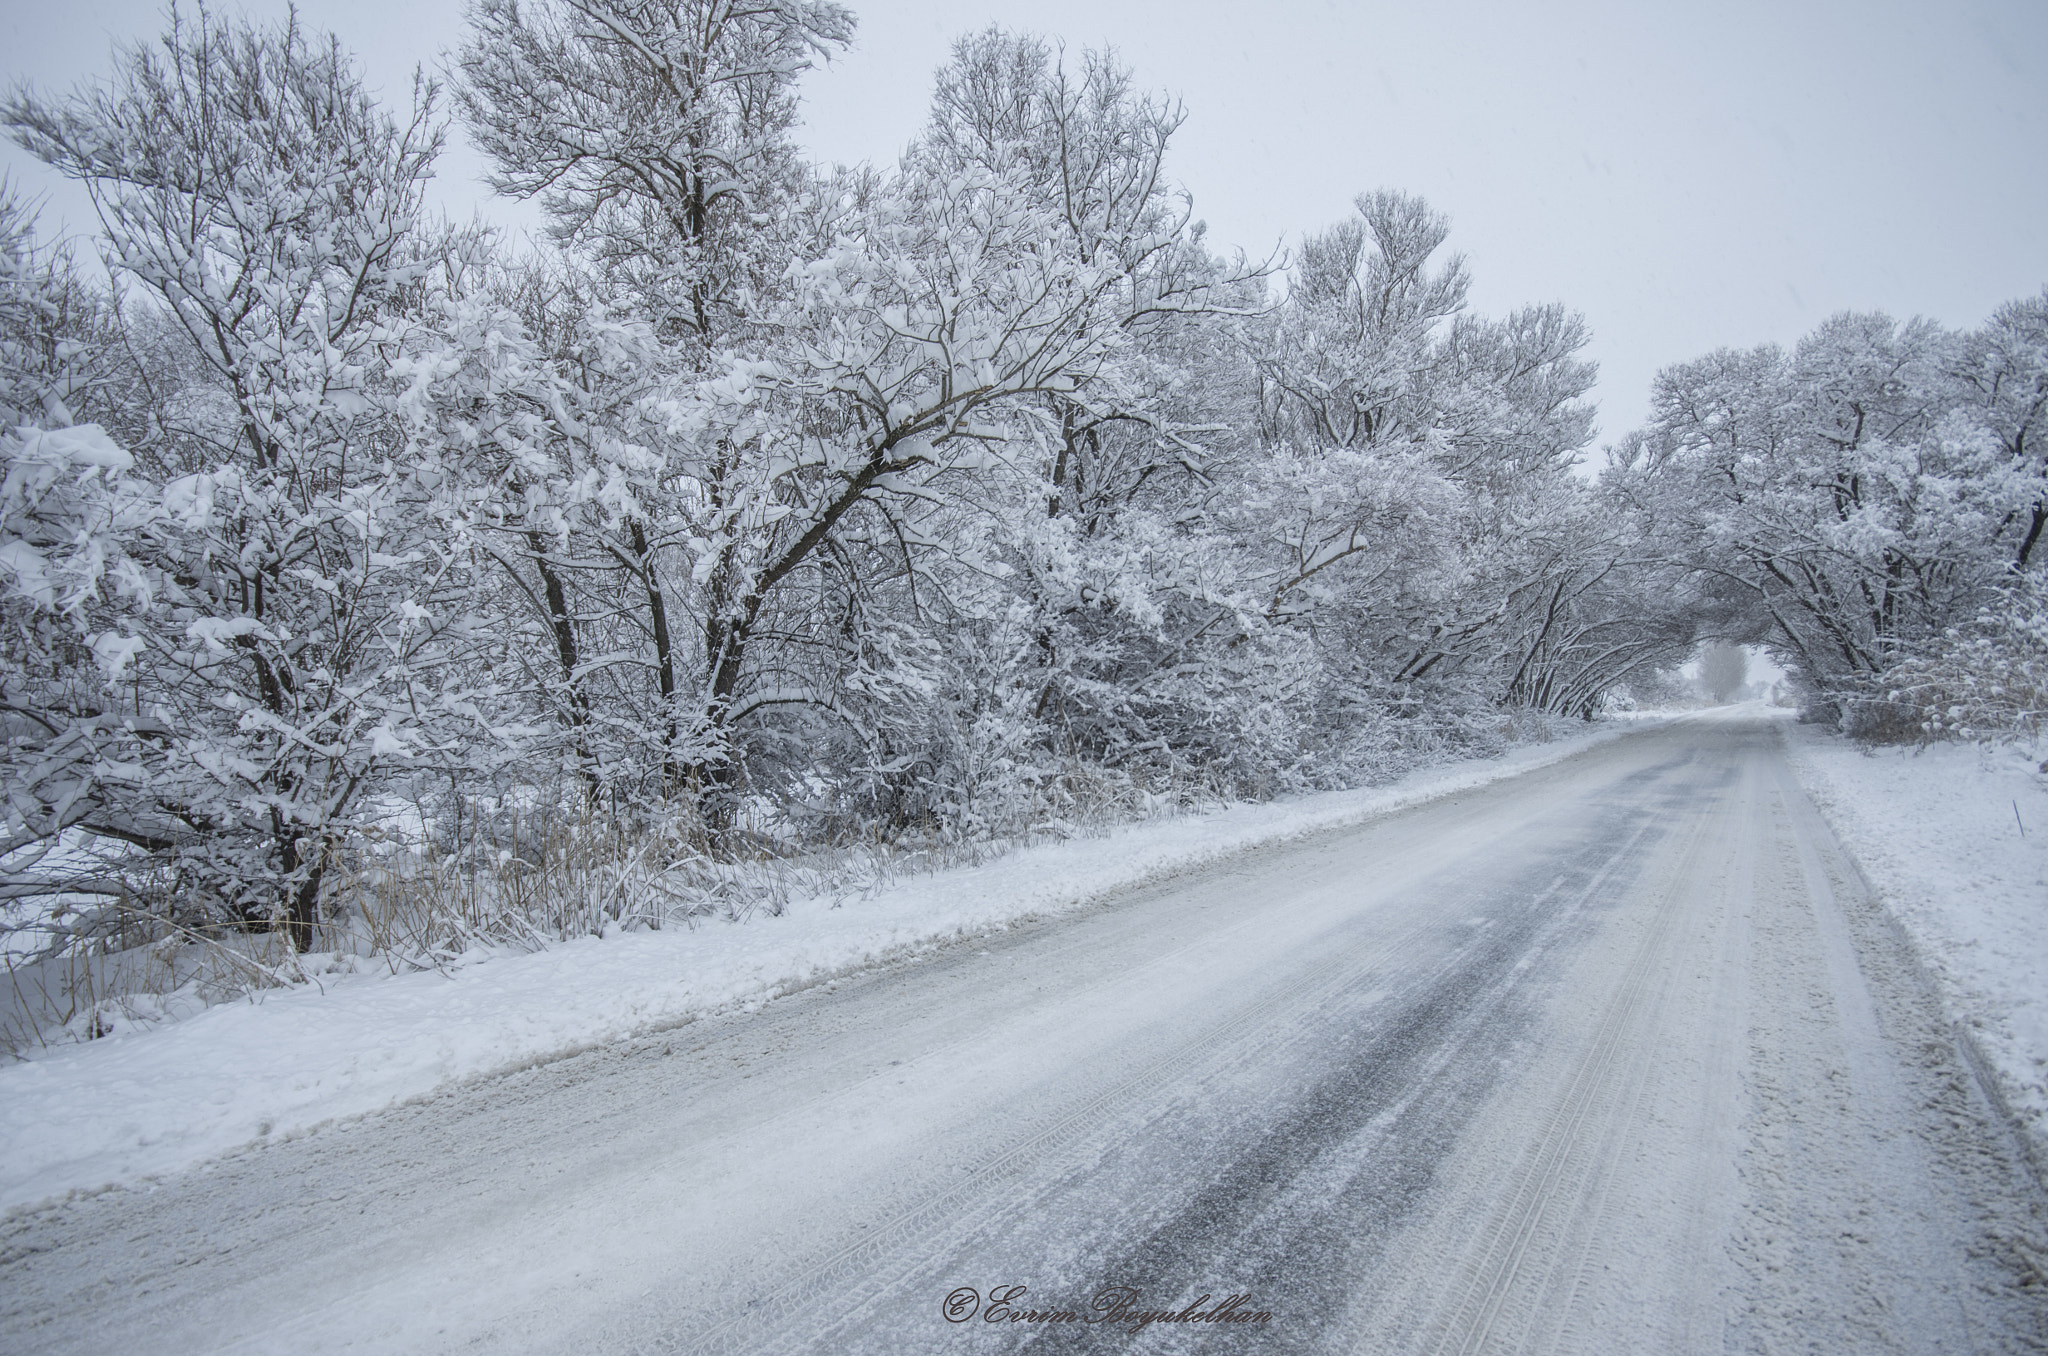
(629, 520), (681, 790)
(526, 528), (598, 799)
(2017, 503), (2045, 572)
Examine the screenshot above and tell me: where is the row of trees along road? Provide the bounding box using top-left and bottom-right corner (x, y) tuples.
(0, 3), (2040, 961)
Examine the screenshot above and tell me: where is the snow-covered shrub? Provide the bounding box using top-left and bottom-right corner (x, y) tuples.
(1848, 586), (2048, 745)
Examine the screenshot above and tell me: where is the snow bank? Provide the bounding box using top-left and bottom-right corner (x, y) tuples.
(0, 718), (1669, 1214)
(1782, 725), (2048, 1171)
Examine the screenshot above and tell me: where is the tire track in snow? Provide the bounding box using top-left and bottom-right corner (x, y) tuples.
(1492, 738), (1761, 1356)
(880, 795), (1686, 1355)
(674, 915), (1424, 1354)
(1416, 757), (1724, 1356)
(695, 772), (1688, 1354)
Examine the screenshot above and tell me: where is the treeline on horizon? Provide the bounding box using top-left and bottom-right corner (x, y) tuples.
(0, 1), (2040, 970)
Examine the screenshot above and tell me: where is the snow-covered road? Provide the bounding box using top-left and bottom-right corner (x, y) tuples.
(4, 716), (2044, 1353)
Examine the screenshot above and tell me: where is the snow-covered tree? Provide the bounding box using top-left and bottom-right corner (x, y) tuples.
(1698, 643), (1747, 703)
(888, 30), (1280, 801)
(4, 11), (509, 947)
(1240, 189), (1675, 735)
(1610, 307), (2048, 721)
(1949, 289), (2048, 572)
(456, 0), (855, 341)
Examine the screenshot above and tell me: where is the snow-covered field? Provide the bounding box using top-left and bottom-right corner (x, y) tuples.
(1783, 722), (2048, 1172)
(0, 717), (1669, 1215)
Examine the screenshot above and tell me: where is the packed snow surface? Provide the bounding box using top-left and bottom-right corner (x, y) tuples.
(1783, 723), (2048, 1165)
(0, 718), (1667, 1214)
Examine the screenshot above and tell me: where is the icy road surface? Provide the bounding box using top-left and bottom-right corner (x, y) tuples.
(4, 717), (2045, 1354)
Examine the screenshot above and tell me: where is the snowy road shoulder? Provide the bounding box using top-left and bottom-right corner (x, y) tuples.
(0, 717), (1673, 1216)
(1780, 721), (2048, 1173)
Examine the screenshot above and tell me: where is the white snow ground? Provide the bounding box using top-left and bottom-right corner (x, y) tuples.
(1783, 719), (2048, 1172)
(0, 716), (1671, 1214)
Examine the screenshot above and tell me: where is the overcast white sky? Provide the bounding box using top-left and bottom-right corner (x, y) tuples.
(4, 0), (2044, 448)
